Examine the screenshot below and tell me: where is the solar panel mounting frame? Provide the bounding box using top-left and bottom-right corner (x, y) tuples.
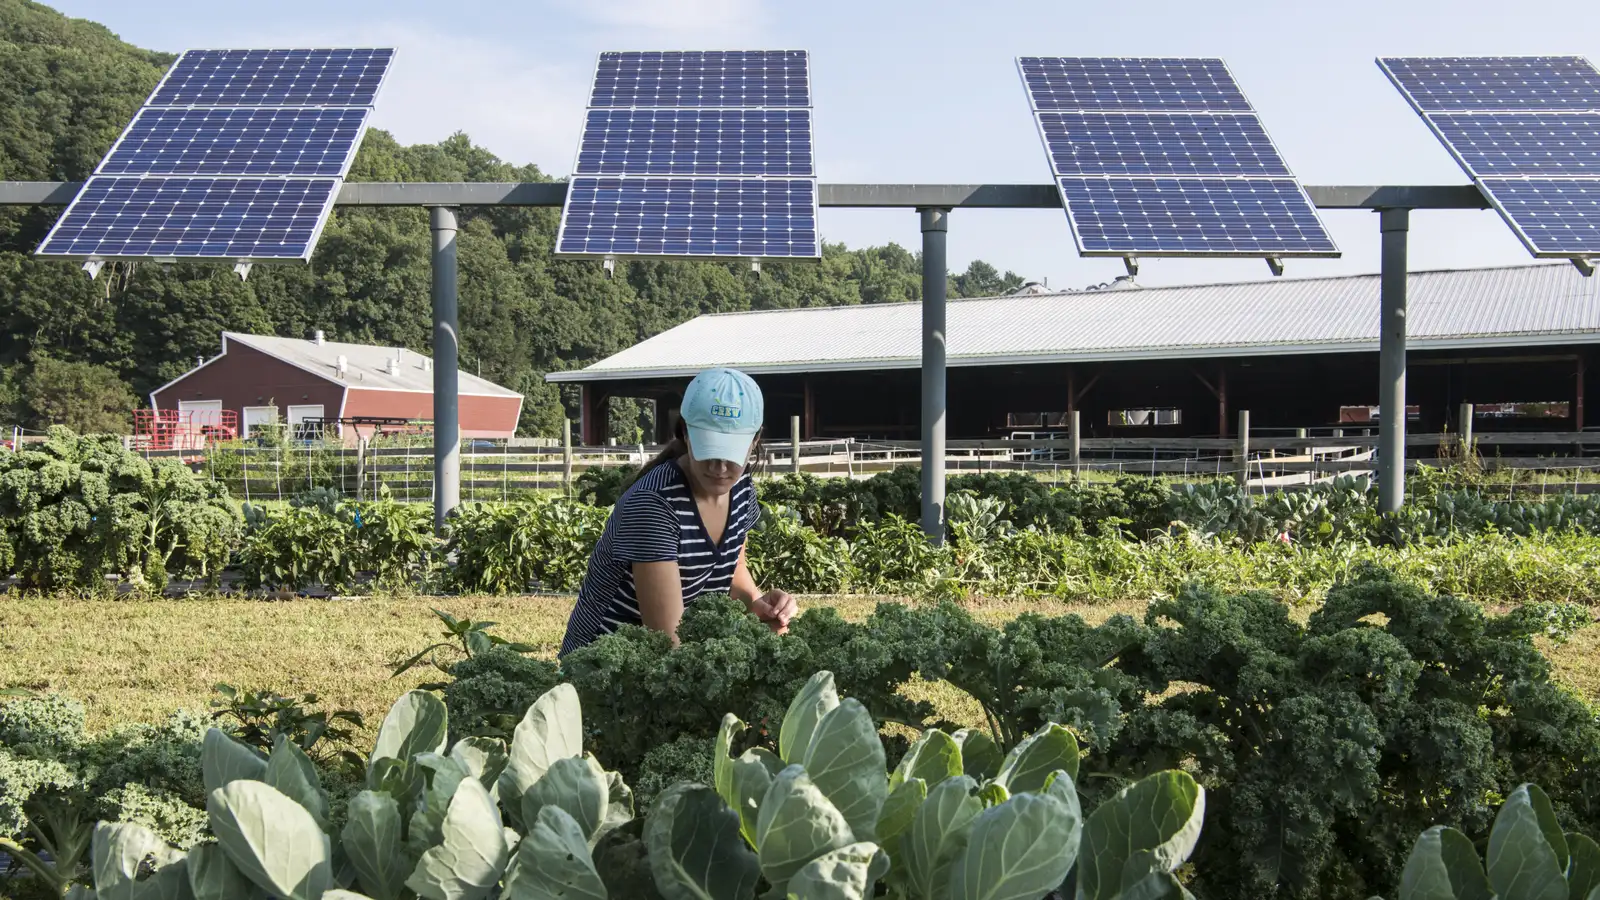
(1377, 54), (1600, 264)
(1018, 55), (1340, 262)
(553, 48), (822, 264)
(34, 47), (393, 267)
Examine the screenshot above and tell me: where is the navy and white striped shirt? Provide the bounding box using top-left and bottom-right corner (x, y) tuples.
(560, 460), (758, 655)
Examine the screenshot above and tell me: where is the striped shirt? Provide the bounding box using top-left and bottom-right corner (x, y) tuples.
(560, 459), (758, 655)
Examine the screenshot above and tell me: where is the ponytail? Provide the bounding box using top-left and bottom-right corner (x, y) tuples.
(631, 418), (688, 485)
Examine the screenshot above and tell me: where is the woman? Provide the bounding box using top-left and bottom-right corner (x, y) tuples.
(560, 367), (798, 655)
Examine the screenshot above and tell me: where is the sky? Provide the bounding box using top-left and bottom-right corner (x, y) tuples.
(44, 0), (1600, 289)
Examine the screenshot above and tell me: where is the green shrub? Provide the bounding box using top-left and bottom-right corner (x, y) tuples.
(444, 497), (608, 593)
(441, 647), (561, 743)
(238, 503), (356, 591)
(745, 503), (853, 594)
(0, 426), (238, 590)
(575, 462), (638, 506)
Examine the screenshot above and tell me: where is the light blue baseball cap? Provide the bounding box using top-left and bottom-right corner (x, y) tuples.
(680, 367), (765, 464)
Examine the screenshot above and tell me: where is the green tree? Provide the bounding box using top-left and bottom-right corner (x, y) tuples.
(23, 355), (138, 433)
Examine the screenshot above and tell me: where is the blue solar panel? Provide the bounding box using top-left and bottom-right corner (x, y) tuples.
(1478, 178), (1600, 254)
(1380, 56), (1600, 257)
(1019, 57), (1251, 111)
(1380, 57), (1600, 112)
(556, 177), (818, 258)
(590, 50), (809, 108)
(1428, 112), (1600, 176)
(150, 49), (393, 107)
(575, 109), (813, 176)
(35, 176), (337, 260)
(98, 108), (367, 177)
(1039, 112), (1291, 177)
(1057, 178), (1336, 256)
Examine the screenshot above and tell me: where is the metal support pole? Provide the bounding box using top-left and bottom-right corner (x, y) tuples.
(791, 415), (802, 474)
(430, 205), (460, 532)
(919, 207), (950, 543)
(1237, 410), (1251, 489)
(1378, 208), (1410, 513)
(1069, 409), (1081, 478)
(1459, 403), (1474, 456)
(562, 418), (574, 498)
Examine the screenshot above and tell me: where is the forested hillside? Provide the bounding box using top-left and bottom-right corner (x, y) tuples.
(0, 0), (1027, 437)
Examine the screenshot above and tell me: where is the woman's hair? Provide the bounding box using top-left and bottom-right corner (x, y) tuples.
(629, 418), (766, 487)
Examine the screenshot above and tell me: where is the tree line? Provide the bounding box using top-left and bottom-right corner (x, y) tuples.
(0, 0), (1028, 438)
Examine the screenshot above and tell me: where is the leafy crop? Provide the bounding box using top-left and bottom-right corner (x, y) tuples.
(443, 498), (608, 594)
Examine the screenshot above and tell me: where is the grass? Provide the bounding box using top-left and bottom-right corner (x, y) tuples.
(0, 593), (1595, 739)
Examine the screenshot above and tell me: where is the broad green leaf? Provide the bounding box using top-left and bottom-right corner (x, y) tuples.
(370, 692), (449, 777)
(992, 725), (1079, 796)
(1398, 826), (1492, 900)
(801, 698), (888, 843)
(598, 769), (635, 841)
(714, 713), (746, 809)
(905, 776), (982, 900)
(499, 684), (584, 827)
(502, 806), (607, 900)
(729, 748), (783, 849)
(520, 755), (609, 843)
(208, 780), (332, 900)
(1043, 769), (1084, 869)
(1487, 784), (1568, 900)
(187, 842), (253, 900)
(787, 842), (890, 900)
(1568, 833), (1600, 900)
(1077, 771), (1205, 900)
(266, 738), (328, 828)
(645, 783), (761, 900)
(949, 791), (1080, 900)
(756, 765), (856, 897)
(405, 778), (510, 900)
(323, 892), (378, 900)
(952, 730), (1003, 782)
(93, 821), (166, 898)
(892, 730), (963, 792)
(202, 728), (267, 795)
(408, 754), (471, 857)
(341, 791), (414, 900)
(1525, 784), (1571, 874)
(127, 859), (189, 900)
(978, 784), (1009, 808)
(780, 672), (840, 765)
(450, 737), (509, 794)
(878, 778), (928, 849)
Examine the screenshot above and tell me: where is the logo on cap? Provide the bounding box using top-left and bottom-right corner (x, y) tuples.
(709, 404), (741, 420)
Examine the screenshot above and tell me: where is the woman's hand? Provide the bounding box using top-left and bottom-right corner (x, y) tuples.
(750, 589), (798, 634)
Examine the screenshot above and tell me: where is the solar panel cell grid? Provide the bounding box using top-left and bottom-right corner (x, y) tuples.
(590, 50), (810, 108)
(557, 177), (818, 257)
(99, 108), (368, 177)
(1039, 111), (1291, 177)
(36, 176), (336, 259)
(1478, 177), (1600, 254)
(575, 108), (813, 177)
(1381, 57), (1600, 112)
(1020, 57), (1251, 111)
(1429, 112), (1600, 176)
(1057, 177), (1337, 255)
(151, 48), (393, 107)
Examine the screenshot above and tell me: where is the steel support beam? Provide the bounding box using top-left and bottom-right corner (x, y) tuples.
(1378, 208), (1410, 513)
(0, 181), (1491, 210)
(920, 207), (950, 543)
(430, 206), (461, 533)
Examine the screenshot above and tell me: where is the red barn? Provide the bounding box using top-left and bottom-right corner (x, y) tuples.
(150, 332), (523, 444)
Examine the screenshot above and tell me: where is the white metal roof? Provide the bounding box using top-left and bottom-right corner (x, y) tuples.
(222, 332), (522, 398)
(546, 262), (1600, 383)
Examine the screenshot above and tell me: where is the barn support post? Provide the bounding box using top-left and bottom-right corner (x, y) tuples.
(1378, 207), (1410, 513)
(803, 379), (815, 439)
(1577, 355), (1587, 432)
(1218, 366), (1229, 439)
(791, 415), (802, 474)
(429, 205), (460, 533)
(919, 206), (950, 544)
(1237, 409), (1251, 489)
(1069, 409), (1081, 477)
(562, 418), (574, 498)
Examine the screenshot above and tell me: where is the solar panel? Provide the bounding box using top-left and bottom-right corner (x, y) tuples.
(575, 109), (813, 177)
(35, 47), (392, 266)
(1380, 56), (1600, 258)
(589, 50), (809, 108)
(556, 177), (818, 257)
(1020, 56), (1337, 259)
(36, 177), (337, 260)
(99, 108), (368, 177)
(557, 50), (820, 261)
(150, 48), (394, 107)
(1039, 112), (1290, 177)
(1058, 178), (1337, 255)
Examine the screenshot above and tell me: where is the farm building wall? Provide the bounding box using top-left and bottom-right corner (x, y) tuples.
(151, 342), (346, 436)
(342, 388), (521, 439)
(582, 343), (1596, 444)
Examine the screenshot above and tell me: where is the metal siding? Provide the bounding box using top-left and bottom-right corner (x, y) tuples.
(225, 332), (522, 398)
(553, 263), (1600, 381)
(343, 388), (520, 438)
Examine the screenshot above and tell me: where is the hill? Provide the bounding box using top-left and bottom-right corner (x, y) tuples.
(0, 1), (1026, 437)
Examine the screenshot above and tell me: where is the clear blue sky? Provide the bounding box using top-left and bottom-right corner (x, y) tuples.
(46, 0), (1600, 288)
